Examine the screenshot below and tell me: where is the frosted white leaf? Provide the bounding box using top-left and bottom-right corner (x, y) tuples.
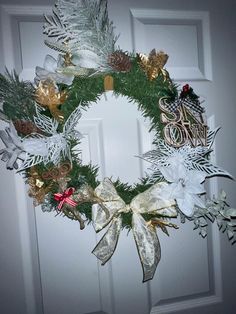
(227, 230), (234, 240)
(19, 133), (49, 170)
(206, 127), (220, 150)
(45, 134), (69, 164)
(63, 105), (83, 140)
(44, 12), (72, 43)
(191, 157), (233, 178)
(43, 40), (74, 54)
(200, 229), (207, 238)
(220, 208), (236, 219)
(34, 105), (59, 134)
(21, 153), (46, 170)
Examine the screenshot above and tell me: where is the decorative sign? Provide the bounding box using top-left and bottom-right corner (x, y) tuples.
(159, 97), (208, 148)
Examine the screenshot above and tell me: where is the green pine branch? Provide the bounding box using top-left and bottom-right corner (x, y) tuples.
(0, 69), (36, 121)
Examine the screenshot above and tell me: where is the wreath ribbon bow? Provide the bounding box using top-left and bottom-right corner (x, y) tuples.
(54, 187), (77, 210)
(92, 178), (176, 282)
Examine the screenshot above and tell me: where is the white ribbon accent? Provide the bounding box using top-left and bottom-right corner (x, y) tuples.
(92, 178), (176, 282)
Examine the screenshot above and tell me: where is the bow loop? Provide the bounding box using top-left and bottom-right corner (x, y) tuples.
(130, 182), (176, 214)
(92, 178), (126, 231)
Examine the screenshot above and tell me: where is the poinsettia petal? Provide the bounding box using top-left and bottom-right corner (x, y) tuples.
(176, 163), (188, 177)
(56, 73), (74, 86)
(177, 193), (195, 217)
(160, 182), (184, 200)
(168, 154), (185, 166)
(186, 181), (205, 194)
(171, 182), (185, 198)
(191, 194), (206, 209)
(35, 67), (50, 80)
(159, 166), (175, 182)
(188, 170), (206, 184)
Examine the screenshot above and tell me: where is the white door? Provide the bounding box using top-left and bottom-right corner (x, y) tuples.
(0, 1), (236, 314)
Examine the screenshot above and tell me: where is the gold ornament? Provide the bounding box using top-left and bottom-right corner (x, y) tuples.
(35, 178), (44, 188)
(137, 49), (170, 81)
(35, 80), (68, 122)
(41, 161), (72, 181)
(27, 167), (54, 206)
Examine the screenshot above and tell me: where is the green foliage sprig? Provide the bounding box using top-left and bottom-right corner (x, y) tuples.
(0, 69), (36, 121)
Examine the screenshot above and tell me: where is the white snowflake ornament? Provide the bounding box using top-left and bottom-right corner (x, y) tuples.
(0, 123), (26, 169)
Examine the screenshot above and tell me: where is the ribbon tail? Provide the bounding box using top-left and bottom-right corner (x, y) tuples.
(92, 203), (113, 232)
(132, 213), (161, 282)
(92, 217), (122, 265)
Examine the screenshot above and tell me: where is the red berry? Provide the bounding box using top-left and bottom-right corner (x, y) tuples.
(183, 84), (190, 92)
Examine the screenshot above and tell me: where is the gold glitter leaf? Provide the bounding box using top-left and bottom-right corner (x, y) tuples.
(137, 49), (170, 81)
(35, 80), (68, 122)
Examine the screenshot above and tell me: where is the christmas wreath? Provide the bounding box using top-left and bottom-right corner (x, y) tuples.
(0, 0), (235, 282)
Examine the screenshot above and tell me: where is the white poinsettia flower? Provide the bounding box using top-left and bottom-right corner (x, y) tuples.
(35, 55), (74, 86)
(159, 163), (206, 217)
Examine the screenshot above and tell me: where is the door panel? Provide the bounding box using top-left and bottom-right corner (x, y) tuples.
(0, 1), (235, 314)
(130, 9), (212, 81)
